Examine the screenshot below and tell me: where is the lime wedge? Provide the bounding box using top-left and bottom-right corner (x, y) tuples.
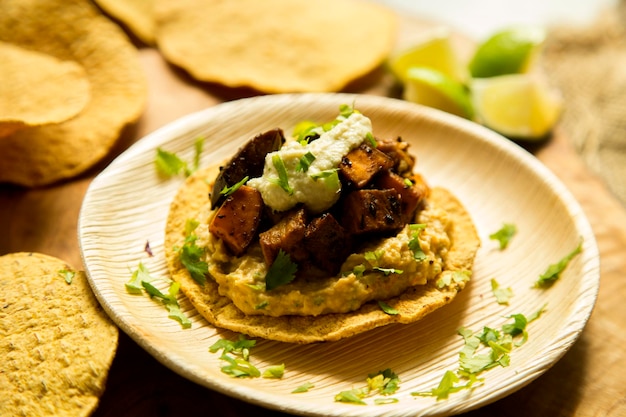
(388, 28), (466, 83)
(403, 67), (474, 119)
(471, 74), (562, 139)
(469, 27), (545, 78)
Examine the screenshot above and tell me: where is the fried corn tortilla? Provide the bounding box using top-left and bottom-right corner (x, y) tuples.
(93, 0), (155, 45)
(165, 165), (480, 344)
(0, 41), (90, 137)
(0, 0), (146, 187)
(0, 252), (118, 416)
(154, 0), (398, 93)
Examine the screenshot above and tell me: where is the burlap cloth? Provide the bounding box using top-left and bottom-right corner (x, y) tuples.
(540, 0), (626, 206)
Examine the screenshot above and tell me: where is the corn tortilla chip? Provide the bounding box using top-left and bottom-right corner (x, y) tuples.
(154, 0), (398, 93)
(0, 0), (146, 187)
(164, 165), (480, 344)
(0, 252), (118, 417)
(0, 41), (90, 137)
(93, 0), (155, 45)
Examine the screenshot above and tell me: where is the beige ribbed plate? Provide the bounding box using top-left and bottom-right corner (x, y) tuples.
(79, 93), (599, 416)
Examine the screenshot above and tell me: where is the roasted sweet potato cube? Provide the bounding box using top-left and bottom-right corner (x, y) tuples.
(209, 185), (264, 256)
(259, 208), (308, 266)
(341, 189), (404, 235)
(375, 171), (430, 222)
(304, 213), (352, 275)
(339, 143), (394, 188)
(376, 137), (415, 175)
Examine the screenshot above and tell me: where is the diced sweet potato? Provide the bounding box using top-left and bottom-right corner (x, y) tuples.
(374, 171), (430, 222)
(209, 185), (264, 256)
(376, 136), (415, 175)
(259, 208), (308, 266)
(339, 143), (394, 188)
(341, 189), (404, 235)
(210, 128), (285, 208)
(304, 213), (352, 275)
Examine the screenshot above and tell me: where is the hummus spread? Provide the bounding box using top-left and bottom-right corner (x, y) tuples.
(196, 198), (452, 317)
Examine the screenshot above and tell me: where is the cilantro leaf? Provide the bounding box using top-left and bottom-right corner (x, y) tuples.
(292, 382), (315, 393)
(491, 278), (514, 305)
(58, 269), (75, 285)
(489, 223), (517, 249)
(265, 250), (298, 291)
(365, 132), (377, 148)
(335, 389), (367, 405)
(378, 300), (399, 315)
(309, 168), (340, 189)
(155, 148), (187, 177)
(262, 364), (285, 379)
(535, 239), (583, 288)
(220, 176), (249, 197)
(296, 152), (316, 172)
(270, 154), (293, 195)
(126, 263), (191, 328)
(412, 370), (480, 401)
(180, 243), (208, 285)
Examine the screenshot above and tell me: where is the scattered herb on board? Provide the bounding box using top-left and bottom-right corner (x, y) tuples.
(535, 239), (583, 288)
(209, 335), (284, 379)
(125, 261), (191, 328)
(491, 278), (514, 305)
(412, 304), (546, 400)
(335, 369), (400, 405)
(155, 136), (204, 178)
(292, 382), (315, 393)
(489, 223), (517, 250)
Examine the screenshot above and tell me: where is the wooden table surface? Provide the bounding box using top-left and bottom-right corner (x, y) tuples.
(2, 22), (626, 417)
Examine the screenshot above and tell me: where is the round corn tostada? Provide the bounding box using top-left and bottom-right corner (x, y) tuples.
(164, 110), (480, 344)
(0, 252), (118, 416)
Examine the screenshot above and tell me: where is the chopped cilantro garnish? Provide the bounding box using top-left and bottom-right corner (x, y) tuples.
(155, 137), (204, 178)
(265, 250), (298, 291)
(377, 300), (399, 315)
(292, 382), (315, 393)
(408, 224), (427, 261)
(125, 262), (191, 328)
(270, 154), (293, 195)
(412, 370), (481, 401)
(437, 270), (471, 288)
(535, 239), (583, 288)
(292, 120), (320, 144)
(296, 152), (316, 172)
(335, 369), (400, 406)
(489, 223), (517, 249)
(262, 364), (285, 379)
(403, 178), (413, 188)
(58, 269), (75, 285)
(490, 278), (514, 305)
(373, 267), (403, 276)
(365, 132), (377, 148)
(178, 218), (208, 285)
(220, 176), (249, 197)
(309, 168), (340, 189)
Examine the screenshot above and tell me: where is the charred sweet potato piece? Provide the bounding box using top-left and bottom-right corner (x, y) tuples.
(259, 208), (308, 266)
(341, 189), (404, 235)
(210, 128), (285, 209)
(374, 171), (430, 222)
(376, 136), (415, 175)
(304, 213), (352, 275)
(339, 143), (394, 188)
(209, 185), (264, 256)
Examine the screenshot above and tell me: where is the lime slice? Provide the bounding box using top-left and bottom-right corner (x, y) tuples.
(469, 27), (545, 78)
(471, 74), (562, 139)
(388, 28), (466, 83)
(403, 67), (474, 119)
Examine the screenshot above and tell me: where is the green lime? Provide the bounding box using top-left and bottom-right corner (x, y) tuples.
(469, 27), (545, 78)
